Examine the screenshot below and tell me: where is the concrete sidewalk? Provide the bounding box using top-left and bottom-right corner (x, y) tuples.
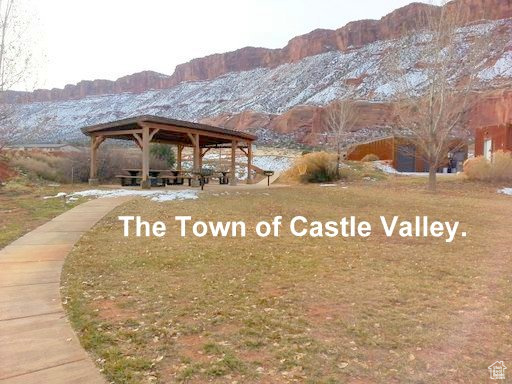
(0, 197), (129, 384)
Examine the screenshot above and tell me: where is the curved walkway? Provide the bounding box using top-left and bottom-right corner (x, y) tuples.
(0, 197), (130, 384)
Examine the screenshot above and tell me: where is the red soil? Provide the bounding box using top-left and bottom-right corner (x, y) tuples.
(0, 160), (16, 182)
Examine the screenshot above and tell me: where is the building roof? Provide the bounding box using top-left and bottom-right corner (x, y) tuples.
(81, 115), (257, 146)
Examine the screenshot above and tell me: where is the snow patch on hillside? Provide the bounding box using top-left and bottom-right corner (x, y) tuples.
(6, 19), (512, 145)
(478, 51), (512, 81)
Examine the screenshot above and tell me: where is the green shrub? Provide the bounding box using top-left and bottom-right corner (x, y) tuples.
(150, 144), (176, 168)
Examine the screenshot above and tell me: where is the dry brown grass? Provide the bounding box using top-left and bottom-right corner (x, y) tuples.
(464, 151), (512, 182)
(361, 153), (380, 162)
(0, 181), (85, 247)
(5, 148), (175, 183)
(62, 179), (512, 384)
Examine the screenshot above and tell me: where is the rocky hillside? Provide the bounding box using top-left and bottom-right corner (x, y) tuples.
(3, 0), (512, 146)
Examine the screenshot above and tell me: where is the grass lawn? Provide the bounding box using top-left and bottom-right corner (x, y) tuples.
(0, 181), (85, 248)
(61, 179), (512, 383)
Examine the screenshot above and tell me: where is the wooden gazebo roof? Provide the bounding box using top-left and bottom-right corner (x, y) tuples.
(81, 115), (257, 148)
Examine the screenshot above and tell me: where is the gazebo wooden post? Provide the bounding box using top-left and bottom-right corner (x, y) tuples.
(230, 140), (237, 186)
(192, 134), (200, 171)
(177, 145), (183, 171)
(191, 133), (201, 187)
(141, 125), (151, 189)
(247, 142), (253, 184)
(88, 135), (104, 185)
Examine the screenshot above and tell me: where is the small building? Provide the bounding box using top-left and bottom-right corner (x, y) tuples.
(475, 123), (512, 160)
(347, 136), (467, 172)
(6, 143), (82, 152)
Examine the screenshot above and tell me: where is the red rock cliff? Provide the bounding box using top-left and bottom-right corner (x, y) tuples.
(1, 71), (174, 103)
(6, 0), (512, 103)
(154, 0), (512, 86)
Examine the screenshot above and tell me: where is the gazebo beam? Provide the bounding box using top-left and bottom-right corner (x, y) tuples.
(144, 122), (243, 143)
(132, 133), (143, 148)
(149, 128), (160, 141)
(201, 148), (211, 158)
(202, 144), (248, 149)
(97, 128), (142, 136)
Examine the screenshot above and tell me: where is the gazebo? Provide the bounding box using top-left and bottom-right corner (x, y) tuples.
(81, 115), (257, 188)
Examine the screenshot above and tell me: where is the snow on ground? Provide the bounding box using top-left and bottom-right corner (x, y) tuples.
(182, 155), (294, 180)
(373, 161), (461, 177)
(45, 189), (199, 203)
(238, 156), (294, 180)
(252, 156), (294, 172)
(373, 161), (400, 174)
(498, 188), (512, 196)
(43, 192), (67, 199)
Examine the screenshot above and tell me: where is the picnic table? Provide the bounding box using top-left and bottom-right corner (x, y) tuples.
(117, 168), (167, 186)
(117, 169), (196, 187)
(115, 169), (230, 187)
(118, 169), (169, 187)
(168, 170), (189, 185)
(124, 169), (168, 177)
(217, 171), (230, 185)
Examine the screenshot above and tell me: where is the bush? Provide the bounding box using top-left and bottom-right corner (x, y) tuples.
(150, 144), (176, 168)
(7, 145), (179, 183)
(464, 151), (512, 182)
(283, 152), (338, 183)
(361, 153), (380, 162)
(490, 150), (512, 181)
(10, 154), (63, 182)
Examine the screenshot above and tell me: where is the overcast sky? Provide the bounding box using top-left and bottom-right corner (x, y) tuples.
(28, 0), (424, 91)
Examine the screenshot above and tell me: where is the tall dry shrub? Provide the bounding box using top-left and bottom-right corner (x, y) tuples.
(464, 151), (512, 182)
(490, 150), (512, 181)
(282, 152), (338, 183)
(10, 155), (59, 181)
(8, 146), (178, 183)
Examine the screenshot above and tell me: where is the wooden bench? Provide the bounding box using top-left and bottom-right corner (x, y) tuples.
(160, 175), (196, 186)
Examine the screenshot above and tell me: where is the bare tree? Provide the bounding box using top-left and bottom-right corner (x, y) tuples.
(382, 0), (511, 191)
(0, 0), (33, 152)
(324, 99), (358, 177)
